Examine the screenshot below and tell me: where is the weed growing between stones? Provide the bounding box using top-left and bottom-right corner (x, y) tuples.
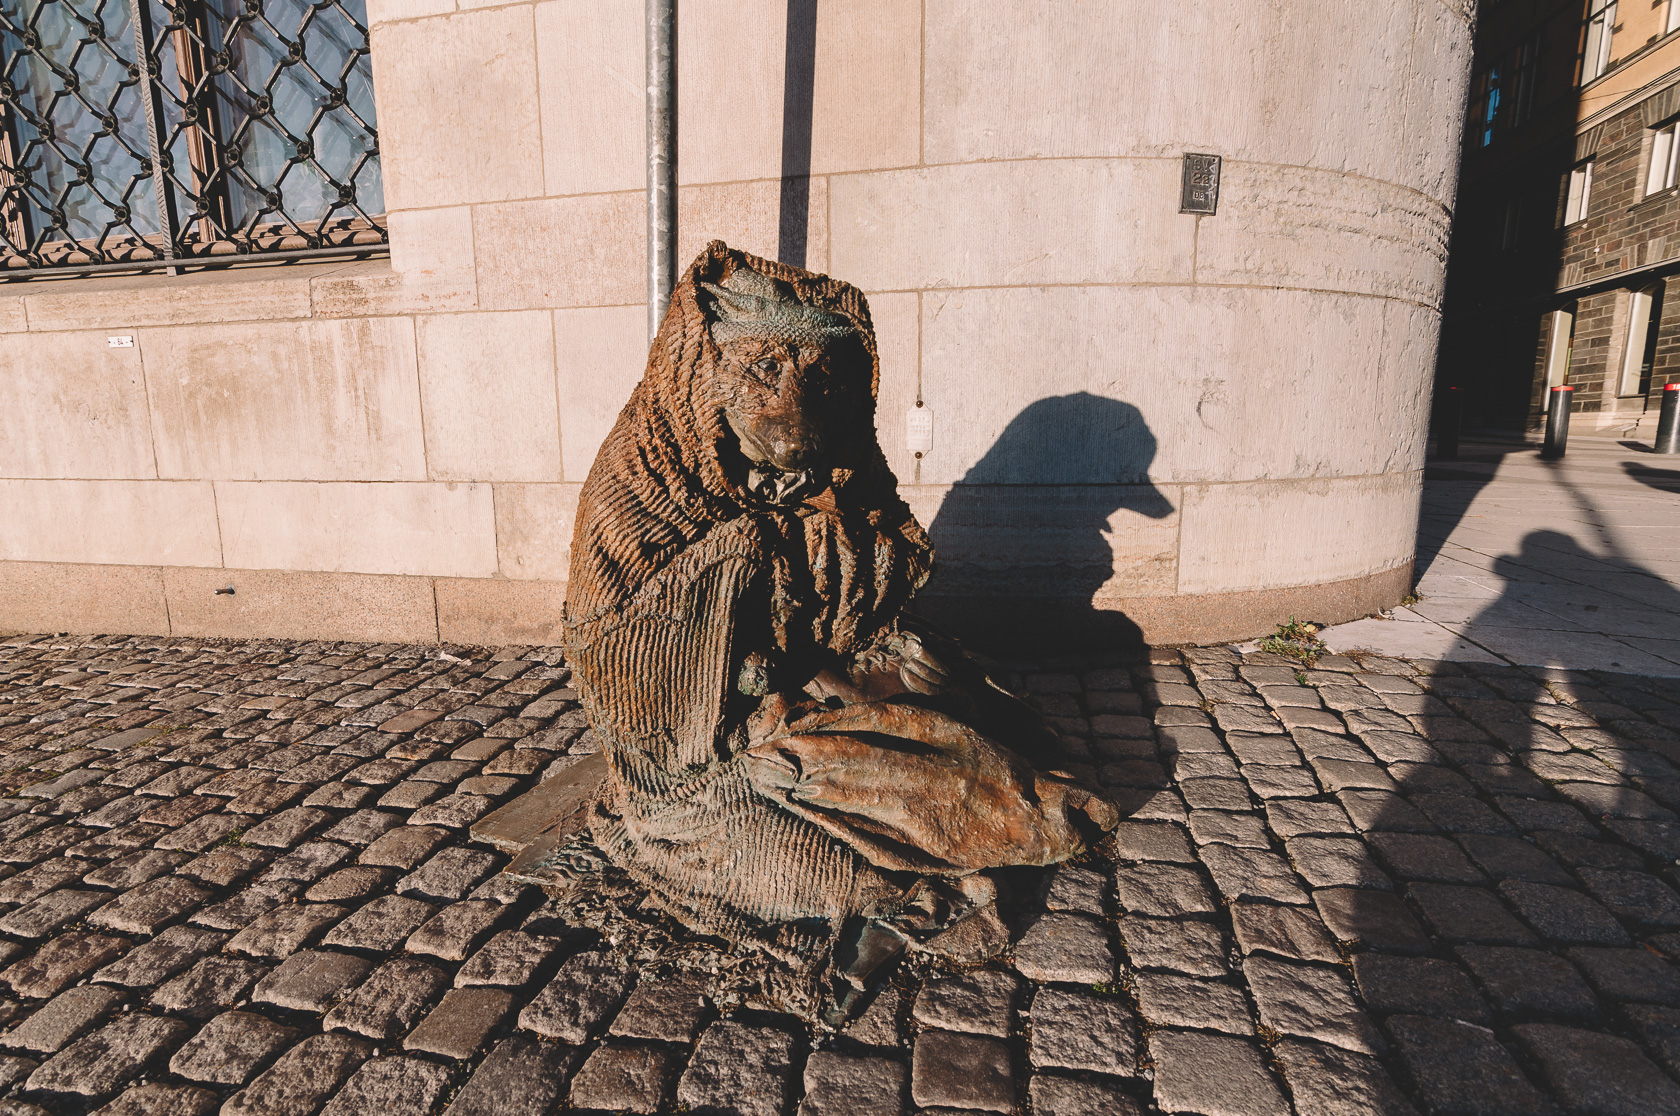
(1257, 618), (1327, 665)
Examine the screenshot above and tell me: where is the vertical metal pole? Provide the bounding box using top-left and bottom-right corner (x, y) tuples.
(1542, 385), (1573, 460)
(1656, 383), (1680, 454)
(646, 0), (676, 343)
(128, 0), (179, 273)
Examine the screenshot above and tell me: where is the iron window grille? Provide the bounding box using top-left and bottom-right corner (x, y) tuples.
(0, 0), (384, 277)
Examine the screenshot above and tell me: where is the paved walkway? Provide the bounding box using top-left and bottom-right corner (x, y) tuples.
(1, 632), (1680, 1114)
(1324, 432), (1680, 676)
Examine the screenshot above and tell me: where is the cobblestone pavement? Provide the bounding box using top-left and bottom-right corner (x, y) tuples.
(3, 633), (1680, 1114)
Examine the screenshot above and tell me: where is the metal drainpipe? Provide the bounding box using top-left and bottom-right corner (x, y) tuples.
(647, 0), (677, 343)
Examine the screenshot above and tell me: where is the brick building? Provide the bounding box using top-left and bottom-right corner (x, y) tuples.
(1442, 0), (1680, 433)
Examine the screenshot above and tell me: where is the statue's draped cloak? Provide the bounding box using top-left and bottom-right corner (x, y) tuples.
(564, 243), (932, 949)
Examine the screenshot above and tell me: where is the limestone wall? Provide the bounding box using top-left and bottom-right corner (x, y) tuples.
(0, 0), (1473, 647)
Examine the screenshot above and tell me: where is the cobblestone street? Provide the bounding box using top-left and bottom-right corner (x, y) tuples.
(2, 632), (1680, 1115)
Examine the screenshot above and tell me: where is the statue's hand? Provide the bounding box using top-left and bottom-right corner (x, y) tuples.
(895, 632), (953, 695)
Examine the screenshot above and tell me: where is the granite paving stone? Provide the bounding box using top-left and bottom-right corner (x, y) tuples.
(1230, 901), (1343, 962)
(1, 891), (114, 945)
(518, 951), (633, 1041)
(1274, 1038), (1421, 1116)
(406, 899), (509, 959)
(798, 1051), (904, 1116)
(1566, 945), (1680, 1005)
(166, 1010), (298, 1085)
(248, 949), (374, 1013)
(1287, 836), (1394, 889)
(86, 1082), (216, 1116)
(89, 925), (225, 987)
(85, 877), (209, 935)
(1199, 844), (1311, 903)
(1368, 833), (1485, 883)
(1385, 1014), (1553, 1116)
(679, 1022), (798, 1116)
(404, 987), (513, 1059)
(1149, 1031), (1289, 1116)
(23, 1012), (190, 1104)
(1027, 987), (1136, 1075)
(443, 1035), (579, 1116)
(319, 1056), (452, 1116)
(1408, 884), (1538, 943)
(1011, 912), (1115, 983)
(1133, 971), (1253, 1032)
(304, 864), (397, 901)
(1187, 809), (1270, 847)
(1244, 955), (1384, 1052)
(322, 956), (448, 1039)
(909, 1030), (1012, 1114)
(319, 894), (436, 951)
(0, 986), (123, 1054)
(1352, 953), (1490, 1023)
(570, 1042), (679, 1115)
(146, 956), (270, 1019)
(1119, 913), (1227, 975)
(1515, 1023), (1680, 1116)
(1575, 867), (1680, 927)
(225, 902), (346, 959)
(357, 824), (448, 870)
(1497, 881), (1631, 944)
(608, 974), (711, 1043)
(3, 933), (129, 999)
(912, 970), (1022, 1037)
(1027, 1075), (1142, 1116)
(219, 1033), (373, 1116)
(1112, 862), (1215, 915)
(1452, 834), (1573, 884)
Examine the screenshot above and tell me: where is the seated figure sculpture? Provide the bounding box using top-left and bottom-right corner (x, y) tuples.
(564, 242), (1118, 993)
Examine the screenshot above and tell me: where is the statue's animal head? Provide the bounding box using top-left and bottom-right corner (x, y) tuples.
(568, 241), (931, 659)
(699, 267), (869, 505)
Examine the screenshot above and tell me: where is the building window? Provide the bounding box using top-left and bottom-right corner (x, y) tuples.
(1650, 121), (1680, 196)
(1512, 35), (1541, 127)
(1620, 284), (1665, 396)
(1564, 162), (1594, 224)
(1545, 305), (1576, 389)
(1471, 68), (1502, 147)
(1501, 196), (1522, 251)
(1583, 0), (1616, 83)
(1669, 0), (1680, 36)
(0, 0), (385, 276)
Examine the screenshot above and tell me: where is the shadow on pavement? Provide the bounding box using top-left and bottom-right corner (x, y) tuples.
(1415, 432), (1531, 584)
(1624, 461), (1680, 493)
(919, 393), (1172, 657)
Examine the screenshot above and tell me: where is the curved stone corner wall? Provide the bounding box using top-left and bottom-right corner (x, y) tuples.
(0, 0), (1470, 647)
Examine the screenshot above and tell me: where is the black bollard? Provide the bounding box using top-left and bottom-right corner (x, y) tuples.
(1542, 385), (1573, 460)
(1435, 385), (1462, 460)
(1658, 383), (1680, 454)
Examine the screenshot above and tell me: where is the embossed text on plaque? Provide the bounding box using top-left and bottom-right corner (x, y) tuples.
(1180, 152), (1222, 215)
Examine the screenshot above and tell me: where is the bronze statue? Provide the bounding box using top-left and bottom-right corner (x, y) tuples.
(563, 242), (1116, 994)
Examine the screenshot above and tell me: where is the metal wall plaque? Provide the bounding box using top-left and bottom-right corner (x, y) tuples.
(1180, 153), (1222, 215)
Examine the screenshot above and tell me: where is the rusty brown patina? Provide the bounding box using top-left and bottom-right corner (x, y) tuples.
(562, 242), (1117, 996)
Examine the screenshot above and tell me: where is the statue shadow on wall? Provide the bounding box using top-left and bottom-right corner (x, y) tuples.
(919, 392), (1175, 657)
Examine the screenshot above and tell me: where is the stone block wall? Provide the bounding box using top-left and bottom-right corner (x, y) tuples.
(0, 0), (1474, 647)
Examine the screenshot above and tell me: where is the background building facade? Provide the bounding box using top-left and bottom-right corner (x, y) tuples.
(0, 1), (1473, 647)
(1442, 0), (1680, 432)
